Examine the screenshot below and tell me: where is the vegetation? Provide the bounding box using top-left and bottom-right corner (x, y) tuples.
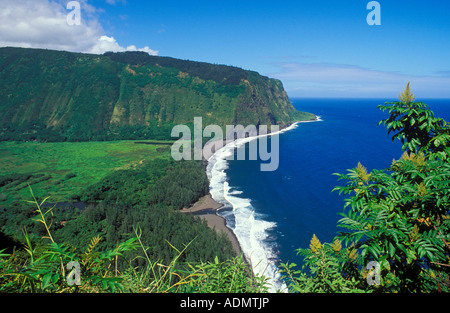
(104, 51), (251, 86)
(0, 138), (240, 284)
(280, 84), (450, 293)
(0, 47), (313, 143)
(0, 142), (248, 292)
(0, 154), (235, 267)
(0, 140), (173, 204)
(0, 190), (267, 293)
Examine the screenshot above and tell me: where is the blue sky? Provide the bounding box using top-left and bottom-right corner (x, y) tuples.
(1, 0), (449, 98)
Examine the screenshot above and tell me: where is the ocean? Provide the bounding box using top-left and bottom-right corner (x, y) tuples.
(206, 98), (450, 292)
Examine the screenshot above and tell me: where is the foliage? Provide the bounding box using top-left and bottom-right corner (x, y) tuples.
(1, 157), (234, 267)
(104, 51), (250, 86)
(125, 226), (268, 293)
(378, 89), (450, 160)
(0, 192), (267, 293)
(0, 139), (233, 268)
(0, 190), (139, 293)
(279, 236), (365, 293)
(280, 83), (450, 293)
(334, 156), (450, 292)
(183, 256), (268, 293)
(79, 158), (209, 209)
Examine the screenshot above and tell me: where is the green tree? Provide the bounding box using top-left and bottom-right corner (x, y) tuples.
(378, 83), (450, 160)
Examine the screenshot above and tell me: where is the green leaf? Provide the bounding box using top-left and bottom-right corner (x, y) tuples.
(42, 272), (53, 290)
(406, 249), (416, 264)
(108, 281), (116, 293)
(388, 242), (396, 257)
(52, 273), (60, 284)
(0, 249), (11, 258)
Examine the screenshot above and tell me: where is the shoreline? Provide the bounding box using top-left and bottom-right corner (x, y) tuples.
(182, 114), (320, 271)
(201, 115), (320, 163)
(181, 194), (242, 256)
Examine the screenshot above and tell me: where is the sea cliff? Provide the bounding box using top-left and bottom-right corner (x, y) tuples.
(0, 47), (315, 142)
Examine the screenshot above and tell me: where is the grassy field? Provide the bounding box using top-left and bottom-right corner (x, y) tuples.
(0, 140), (173, 205)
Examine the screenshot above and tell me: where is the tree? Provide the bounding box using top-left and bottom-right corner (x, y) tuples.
(334, 155), (450, 292)
(378, 83), (450, 160)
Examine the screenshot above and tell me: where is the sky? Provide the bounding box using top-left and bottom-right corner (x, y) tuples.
(1, 0), (449, 98)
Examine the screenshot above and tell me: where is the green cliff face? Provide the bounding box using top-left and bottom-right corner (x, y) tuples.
(0, 47), (314, 142)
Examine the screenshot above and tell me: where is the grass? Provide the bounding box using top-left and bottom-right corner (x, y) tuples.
(0, 140), (174, 205)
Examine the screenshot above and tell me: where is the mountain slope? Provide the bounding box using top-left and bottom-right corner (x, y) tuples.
(0, 47), (314, 141)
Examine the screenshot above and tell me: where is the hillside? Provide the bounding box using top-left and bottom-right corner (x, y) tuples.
(0, 47), (315, 142)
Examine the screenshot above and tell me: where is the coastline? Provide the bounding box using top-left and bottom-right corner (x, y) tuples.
(182, 113), (320, 289)
(181, 194), (242, 256)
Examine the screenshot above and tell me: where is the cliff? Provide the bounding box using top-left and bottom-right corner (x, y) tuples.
(0, 47), (314, 142)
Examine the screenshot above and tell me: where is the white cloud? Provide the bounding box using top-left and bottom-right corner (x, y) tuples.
(119, 44), (158, 56)
(88, 35), (123, 54)
(0, 0), (158, 55)
(88, 36), (158, 55)
(271, 62), (450, 98)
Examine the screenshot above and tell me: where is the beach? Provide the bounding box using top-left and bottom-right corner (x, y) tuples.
(181, 194), (242, 256)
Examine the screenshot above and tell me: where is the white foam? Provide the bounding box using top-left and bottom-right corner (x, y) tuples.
(206, 137), (285, 292)
(206, 117), (322, 292)
(223, 181), (284, 292)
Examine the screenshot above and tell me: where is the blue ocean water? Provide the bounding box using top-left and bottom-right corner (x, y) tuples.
(207, 98), (450, 291)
